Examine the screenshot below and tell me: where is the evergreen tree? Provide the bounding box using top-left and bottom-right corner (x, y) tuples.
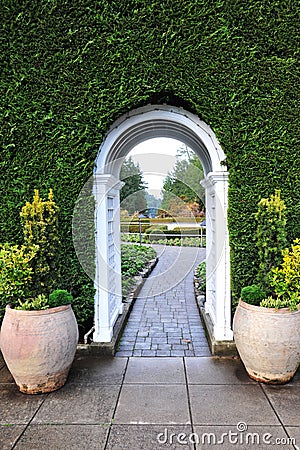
(161, 147), (205, 214)
(120, 157), (147, 215)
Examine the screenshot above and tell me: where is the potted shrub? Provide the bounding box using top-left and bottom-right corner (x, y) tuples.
(0, 190), (78, 394)
(233, 191), (300, 384)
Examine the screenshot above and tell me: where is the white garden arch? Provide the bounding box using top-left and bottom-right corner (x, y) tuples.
(93, 104), (233, 346)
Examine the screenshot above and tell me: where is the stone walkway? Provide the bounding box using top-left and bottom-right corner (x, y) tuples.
(116, 245), (210, 357)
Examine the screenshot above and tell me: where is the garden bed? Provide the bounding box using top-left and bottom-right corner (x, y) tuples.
(121, 244), (157, 298)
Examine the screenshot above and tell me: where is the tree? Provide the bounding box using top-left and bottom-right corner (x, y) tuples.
(145, 192), (161, 208)
(120, 157), (147, 215)
(161, 146), (205, 215)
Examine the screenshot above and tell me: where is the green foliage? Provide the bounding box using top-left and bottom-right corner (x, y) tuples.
(15, 290), (74, 311)
(260, 296), (298, 311)
(20, 189), (60, 296)
(15, 294), (49, 311)
(196, 261), (206, 291)
(72, 177), (96, 284)
(241, 239), (300, 311)
(240, 284), (266, 306)
(255, 190), (287, 293)
(129, 220), (151, 233)
(145, 192), (162, 210)
(0, 192), (77, 319)
(0, 0), (299, 317)
(0, 243), (38, 316)
(161, 149), (205, 213)
(144, 225), (168, 234)
(121, 233), (205, 247)
(120, 157), (147, 215)
(121, 244), (156, 297)
(121, 244), (155, 275)
(49, 289), (73, 308)
(265, 239), (300, 310)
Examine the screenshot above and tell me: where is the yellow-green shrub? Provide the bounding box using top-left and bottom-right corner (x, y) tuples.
(20, 189), (60, 296)
(262, 239), (300, 311)
(255, 190), (287, 293)
(0, 243), (37, 315)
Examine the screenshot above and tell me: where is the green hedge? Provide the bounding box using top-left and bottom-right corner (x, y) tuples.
(0, 0), (299, 325)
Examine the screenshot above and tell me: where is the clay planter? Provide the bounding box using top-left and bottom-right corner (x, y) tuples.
(233, 299), (300, 384)
(0, 304), (78, 394)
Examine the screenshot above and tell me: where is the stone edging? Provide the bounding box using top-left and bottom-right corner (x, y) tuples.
(193, 267), (206, 309)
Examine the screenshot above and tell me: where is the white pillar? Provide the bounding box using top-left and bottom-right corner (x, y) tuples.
(93, 174), (124, 342)
(201, 172), (233, 341)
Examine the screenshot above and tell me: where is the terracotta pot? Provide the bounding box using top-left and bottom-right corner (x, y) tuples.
(0, 304), (78, 394)
(233, 299), (300, 384)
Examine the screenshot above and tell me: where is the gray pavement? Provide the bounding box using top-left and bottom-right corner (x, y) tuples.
(1, 353), (299, 449)
(1, 245), (299, 449)
(117, 245), (210, 357)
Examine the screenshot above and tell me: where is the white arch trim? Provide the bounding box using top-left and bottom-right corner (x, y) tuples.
(93, 105), (233, 343)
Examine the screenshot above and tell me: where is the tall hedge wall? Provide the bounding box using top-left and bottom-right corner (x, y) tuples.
(1, 0), (299, 326)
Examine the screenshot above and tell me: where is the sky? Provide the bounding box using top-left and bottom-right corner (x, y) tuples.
(128, 137), (184, 198)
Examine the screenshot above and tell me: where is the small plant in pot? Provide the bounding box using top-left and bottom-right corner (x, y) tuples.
(233, 190), (300, 384)
(0, 190), (79, 394)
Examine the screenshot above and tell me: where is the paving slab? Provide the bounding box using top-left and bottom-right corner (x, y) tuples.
(286, 427), (300, 449)
(106, 425), (194, 449)
(14, 424), (109, 450)
(114, 384), (190, 424)
(32, 384), (120, 425)
(262, 384), (300, 426)
(68, 355), (127, 385)
(0, 365), (14, 383)
(1, 353), (299, 448)
(185, 356), (255, 385)
(124, 357), (185, 384)
(193, 425), (295, 449)
(194, 348), (213, 357)
(0, 425), (27, 450)
(189, 385), (280, 426)
(0, 384), (46, 425)
(0, 353), (5, 370)
(115, 350), (132, 357)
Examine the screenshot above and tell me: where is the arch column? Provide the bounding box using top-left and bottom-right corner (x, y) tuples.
(93, 174), (124, 342)
(201, 172), (233, 341)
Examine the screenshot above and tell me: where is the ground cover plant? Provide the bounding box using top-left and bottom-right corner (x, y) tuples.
(121, 244), (156, 297)
(195, 261), (206, 293)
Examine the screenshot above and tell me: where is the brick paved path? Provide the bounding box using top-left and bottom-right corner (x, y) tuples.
(116, 245), (210, 357)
